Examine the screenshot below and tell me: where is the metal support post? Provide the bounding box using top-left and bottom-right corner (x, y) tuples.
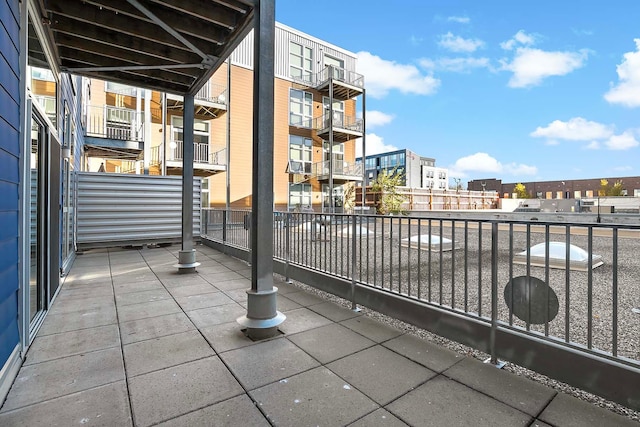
(485, 221), (505, 368)
(237, 0), (285, 339)
(361, 89), (366, 211)
(350, 213), (360, 311)
(175, 94), (200, 273)
(328, 71), (334, 213)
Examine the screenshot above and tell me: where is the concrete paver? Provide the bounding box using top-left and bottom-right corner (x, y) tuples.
(327, 345), (437, 405)
(1, 246), (634, 427)
(250, 366), (378, 427)
(128, 356), (243, 427)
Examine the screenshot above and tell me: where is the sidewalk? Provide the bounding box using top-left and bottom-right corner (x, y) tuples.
(0, 245), (636, 426)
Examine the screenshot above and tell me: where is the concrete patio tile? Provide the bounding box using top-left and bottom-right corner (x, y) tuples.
(387, 376), (532, 427)
(271, 279), (300, 294)
(250, 366), (378, 427)
(0, 381), (132, 427)
(123, 330), (215, 377)
(116, 299), (182, 323)
(199, 270), (244, 283)
(113, 279), (164, 295)
(208, 278), (251, 291)
(539, 393), (639, 427)
(348, 408), (408, 427)
(167, 282), (219, 298)
(58, 285), (114, 299)
(49, 295), (115, 316)
(195, 264), (233, 274)
(115, 288), (171, 307)
(340, 315), (403, 343)
(120, 312), (195, 345)
(283, 290), (326, 307)
(200, 321), (256, 353)
(308, 301), (362, 322)
(156, 394), (269, 427)
(383, 333), (463, 372)
(275, 295), (303, 312)
(111, 271), (158, 285)
(531, 420), (553, 427)
(277, 307), (333, 335)
(327, 345), (436, 405)
(288, 323), (375, 364)
(220, 338), (319, 390)
(70, 256), (111, 268)
(37, 305), (117, 336)
(235, 268), (252, 278)
(222, 288), (248, 304)
(175, 291), (234, 311)
(186, 303), (246, 329)
(25, 324), (120, 365)
(158, 274), (213, 289)
(64, 268), (112, 284)
(128, 357), (243, 427)
(443, 357), (556, 417)
(1, 348), (124, 411)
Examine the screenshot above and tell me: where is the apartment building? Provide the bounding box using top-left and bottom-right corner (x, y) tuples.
(80, 23), (365, 211)
(357, 149), (449, 189)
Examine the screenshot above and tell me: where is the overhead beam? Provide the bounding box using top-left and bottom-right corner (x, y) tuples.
(142, 0), (240, 29)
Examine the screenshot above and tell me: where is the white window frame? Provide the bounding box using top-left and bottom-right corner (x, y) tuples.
(322, 96), (344, 126)
(288, 135), (313, 174)
(289, 89), (313, 127)
(289, 42), (313, 81)
(105, 81), (143, 98)
(289, 183), (312, 210)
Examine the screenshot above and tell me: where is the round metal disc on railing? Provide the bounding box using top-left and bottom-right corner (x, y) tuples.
(504, 276), (559, 325)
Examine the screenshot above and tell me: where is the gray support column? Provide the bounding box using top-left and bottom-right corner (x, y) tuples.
(175, 94), (200, 273)
(328, 73), (334, 213)
(361, 89), (366, 210)
(161, 93), (167, 176)
(237, 0), (285, 339)
(143, 89), (151, 174)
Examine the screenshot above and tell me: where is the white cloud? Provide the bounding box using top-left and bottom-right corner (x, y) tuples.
(613, 165), (632, 172)
(409, 35), (424, 46)
(500, 30), (536, 50)
(604, 39), (640, 107)
(366, 110), (395, 128)
(502, 48), (589, 88)
(603, 131), (639, 150)
(420, 57), (490, 73)
(438, 32), (485, 53)
(584, 141), (600, 150)
(447, 16), (470, 24)
(530, 117), (614, 141)
(448, 152), (537, 178)
(355, 133), (398, 158)
(357, 51), (440, 98)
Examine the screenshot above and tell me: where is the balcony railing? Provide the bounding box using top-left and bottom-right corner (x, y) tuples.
(292, 114), (364, 134)
(85, 105), (144, 142)
(312, 160), (363, 179)
(195, 83), (227, 105)
(168, 140), (226, 166)
(292, 65), (365, 90)
(200, 210), (640, 411)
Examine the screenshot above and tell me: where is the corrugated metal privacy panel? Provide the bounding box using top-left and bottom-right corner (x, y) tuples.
(77, 173), (201, 249)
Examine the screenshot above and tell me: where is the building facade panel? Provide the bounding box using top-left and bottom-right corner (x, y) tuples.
(0, 0), (21, 381)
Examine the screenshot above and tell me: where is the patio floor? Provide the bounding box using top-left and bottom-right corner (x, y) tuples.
(0, 245), (636, 426)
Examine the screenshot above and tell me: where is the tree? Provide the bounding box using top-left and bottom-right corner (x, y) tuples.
(514, 183), (531, 199)
(599, 179), (624, 196)
(342, 182), (356, 213)
(370, 167), (407, 215)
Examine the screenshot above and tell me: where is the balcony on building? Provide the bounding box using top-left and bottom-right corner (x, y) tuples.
(313, 113), (364, 142)
(165, 82), (228, 120)
(160, 141), (227, 177)
(84, 105), (144, 161)
(312, 159), (363, 184)
(294, 65), (364, 101)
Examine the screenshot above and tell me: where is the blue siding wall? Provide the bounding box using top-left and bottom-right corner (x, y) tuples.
(0, 0), (22, 367)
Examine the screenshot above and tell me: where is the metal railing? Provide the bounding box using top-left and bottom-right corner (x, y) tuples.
(312, 160), (363, 178)
(292, 114), (364, 134)
(168, 141), (226, 166)
(201, 209), (640, 410)
(292, 65), (365, 90)
(85, 105), (144, 142)
(195, 83), (227, 105)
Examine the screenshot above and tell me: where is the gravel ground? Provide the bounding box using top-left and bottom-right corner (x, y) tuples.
(204, 216), (640, 421)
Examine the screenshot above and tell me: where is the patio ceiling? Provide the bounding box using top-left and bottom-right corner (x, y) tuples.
(35, 0), (256, 95)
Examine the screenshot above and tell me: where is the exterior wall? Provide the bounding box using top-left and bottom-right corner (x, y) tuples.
(468, 177), (640, 199)
(0, 0), (21, 374)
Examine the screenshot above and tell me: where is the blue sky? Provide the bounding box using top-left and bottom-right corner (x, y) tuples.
(276, 1), (640, 185)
